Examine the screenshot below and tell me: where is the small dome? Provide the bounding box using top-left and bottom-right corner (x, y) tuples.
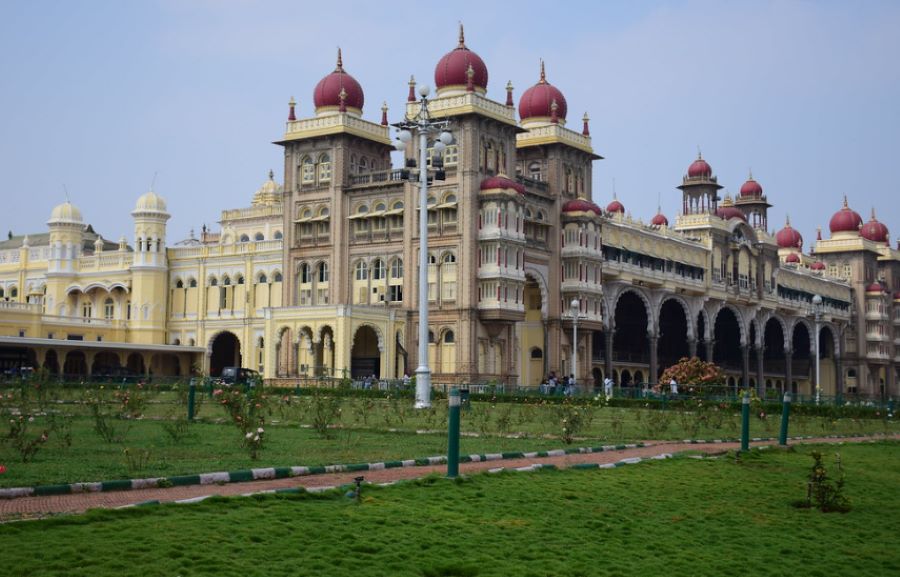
(866, 282), (883, 293)
(313, 49), (364, 114)
(860, 210), (889, 243)
(687, 153), (713, 178)
(519, 61), (568, 124)
(829, 197), (863, 235)
(775, 218), (803, 248)
(48, 200), (83, 224)
(606, 198), (625, 214)
(810, 261), (826, 271)
(740, 173), (763, 198)
(784, 252), (800, 264)
(716, 196), (746, 221)
(253, 170), (283, 206)
(651, 211), (669, 226)
(480, 175), (525, 194)
(561, 198), (602, 215)
(135, 190), (167, 212)
(434, 24), (488, 95)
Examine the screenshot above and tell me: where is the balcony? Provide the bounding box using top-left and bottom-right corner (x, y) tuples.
(865, 310), (888, 321)
(560, 244), (602, 259)
(560, 279), (603, 295)
(477, 301), (525, 323)
(866, 332), (890, 342)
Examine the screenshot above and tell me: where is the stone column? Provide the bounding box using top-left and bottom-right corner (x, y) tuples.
(649, 334), (659, 386)
(604, 329), (614, 384)
(755, 344), (765, 398)
(785, 348), (793, 395)
(688, 338), (697, 359)
(705, 339), (715, 364)
(741, 344), (750, 391)
(835, 356), (844, 398)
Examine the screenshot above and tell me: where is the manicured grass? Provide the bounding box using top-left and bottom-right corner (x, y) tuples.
(0, 392), (894, 487)
(1, 441), (898, 576)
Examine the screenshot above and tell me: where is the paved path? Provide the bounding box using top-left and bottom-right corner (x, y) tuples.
(0, 436), (888, 521)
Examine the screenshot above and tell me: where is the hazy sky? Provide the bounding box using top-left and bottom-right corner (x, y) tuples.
(2, 0), (898, 249)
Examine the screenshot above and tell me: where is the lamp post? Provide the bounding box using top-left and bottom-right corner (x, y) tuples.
(570, 298), (581, 387)
(810, 294), (823, 405)
(393, 85), (453, 409)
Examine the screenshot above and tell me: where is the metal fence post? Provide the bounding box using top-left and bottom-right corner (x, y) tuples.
(447, 388), (461, 478)
(188, 379), (196, 421)
(741, 390), (750, 452)
(779, 392), (791, 446)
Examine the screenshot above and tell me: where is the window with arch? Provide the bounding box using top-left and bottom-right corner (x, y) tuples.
(299, 263), (311, 284)
(236, 275), (245, 285)
(359, 157), (368, 174)
(355, 261), (368, 280)
(372, 259), (385, 280)
(209, 277), (218, 287)
(189, 278), (197, 288)
(443, 330), (455, 344)
(391, 258), (403, 279)
(318, 154), (331, 182)
(257, 273), (268, 284)
(239, 234), (250, 243)
(274, 230), (283, 240)
(530, 347), (543, 359)
(10, 287), (18, 298)
(273, 271), (283, 282)
(82, 301), (92, 318)
(254, 232), (265, 241)
(301, 157), (315, 184)
(441, 252), (458, 301)
(0, 287), (4, 298)
(318, 262), (329, 283)
(104, 298), (115, 320)
(175, 279), (184, 289)
(222, 276), (231, 286)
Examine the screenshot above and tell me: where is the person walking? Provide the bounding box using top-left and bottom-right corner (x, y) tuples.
(604, 376), (613, 399)
(669, 377), (678, 396)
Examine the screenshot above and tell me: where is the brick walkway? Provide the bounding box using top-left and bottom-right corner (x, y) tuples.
(0, 436), (887, 521)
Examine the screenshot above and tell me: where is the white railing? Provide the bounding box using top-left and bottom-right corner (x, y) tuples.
(221, 205), (283, 221)
(284, 114), (390, 143)
(407, 92), (517, 124)
(0, 301), (41, 312)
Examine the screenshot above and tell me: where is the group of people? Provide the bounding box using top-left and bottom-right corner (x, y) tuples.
(539, 372), (579, 396)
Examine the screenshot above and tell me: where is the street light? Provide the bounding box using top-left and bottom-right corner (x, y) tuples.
(810, 294), (824, 405)
(393, 84), (453, 409)
(570, 298), (581, 388)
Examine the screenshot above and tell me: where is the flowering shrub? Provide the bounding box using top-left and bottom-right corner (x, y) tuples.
(83, 385), (144, 443)
(213, 385), (269, 458)
(5, 415), (49, 462)
(245, 427), (265, 459)
(659, 357), (726, 396)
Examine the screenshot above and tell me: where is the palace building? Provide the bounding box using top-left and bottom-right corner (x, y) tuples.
(1, 27), (898, 397)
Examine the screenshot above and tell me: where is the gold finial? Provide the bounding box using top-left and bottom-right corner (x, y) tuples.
(785, 214), (791, 226)
(268, 169), (274, 180)
(842, 194), (849, 209)
(539, 59), (547, 84)
(458, 22), (465, 47)
(335, 47), (343, 71)
(748, 168), (753, 180)
(697, 146), (702, 159)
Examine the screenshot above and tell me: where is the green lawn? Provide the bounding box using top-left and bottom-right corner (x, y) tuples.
(1, 441), (897, 576)
(0, 390), (895, 487)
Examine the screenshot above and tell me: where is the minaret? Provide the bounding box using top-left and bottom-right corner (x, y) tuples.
(45, 200), (85, 315)
(677, 151), (722, 216)
(129, 189), (171, 344)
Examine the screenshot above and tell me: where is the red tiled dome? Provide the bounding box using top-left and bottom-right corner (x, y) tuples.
(561, 198), (602, 215)
(434, 25), (488, 93)
(480, 175), (525, 194)
(775, 219), (803, 248)
(313, 49), (364, 112)
(785, 253), (800, 264)
(606, 199), (625, 214)
(519, 61), (567, 122)
(651, 212), (669, 226)
(810, 261), (826, 271)
(716, 206), (746, 221)
(829, 197), (863, 234)
(740, 175), (763, 198)
(866, 282), (883, 293)
(687, 155), (712, 178)
(860, 211), (889, 243)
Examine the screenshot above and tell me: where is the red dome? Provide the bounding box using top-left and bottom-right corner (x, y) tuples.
(785, 253), (800, 264)
(687, 155), (712, 178)
(480, 175), (525, 194)
(606, 198), (625, 214)
(893, 291), (900, 300)
(810, 261), (826, 270)
(716, 206), (746, 221)
(313, 49), (364, 112)
(434, 25), (488, 92)
(860, 212), (889, 243)
(519, 61), (568, 122)
(866, 282), (883, 293)
(651, 212), (669, 226)
(561, 198), (602, 215)
(775, 219), (803, 248)
(828, 197), (863, 234)
(740, 175), (763, 198)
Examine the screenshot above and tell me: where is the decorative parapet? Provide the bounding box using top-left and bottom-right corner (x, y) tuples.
(221, 204), (283, 223)
(406, 92), (518, 127)
(516, 124), (595, 155)
(168, 239), (283, 260)
(280, 114), (391, 146)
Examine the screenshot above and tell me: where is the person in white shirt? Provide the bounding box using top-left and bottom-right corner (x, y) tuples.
(669, 378), (678, 396)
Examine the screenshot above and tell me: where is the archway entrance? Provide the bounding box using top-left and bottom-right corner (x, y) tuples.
(613, 291), (649, 387)
(713, 308), (742, 383)
(792, 323), (811, 395)
(210, 332), (241, 377)
(63, 351), (87, 377)
(818, 325), (837, 396)
(520, 275), (545, 386)
(696, 312), (708, 361)
(658, 299), (689, 376)
(763, 318), (786, 395)
(351, 326), (381, 379)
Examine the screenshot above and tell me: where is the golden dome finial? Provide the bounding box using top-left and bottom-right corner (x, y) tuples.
(539, 59), (547, 84)
(842, 194), (849, 209)
(335, 47), (343, 71)
(268, 169), (274, 181)
(458, 22), (466, 48)
(748, 168), (753, 180)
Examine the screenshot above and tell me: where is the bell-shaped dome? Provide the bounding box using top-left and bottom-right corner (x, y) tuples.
(775, 217), (803, 248)
(480, 175), (525, 194)
(134, 190), (167, 213)
(866, 282), (883, 293)
(651, 211), (669, 227)
(739, 172), (763, 197)
(434, 24), (488, 96)
(313, 49), (364, 115)
(48, 200), (83, 225)
(829, 196), (863, 235)
(687, 153), (713, 178)
(253, 170), (283, 206)
(860, 209), (889, 243)
(606, 196), (625, 215)
(784, 252), (801, 264)
(810, 261), (826, 271)
(561, 198), (602, 215)
(519, 60), (568, 126)
(716, 195), (746, 221)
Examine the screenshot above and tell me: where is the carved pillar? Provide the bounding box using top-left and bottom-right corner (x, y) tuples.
(688, 338), (697, 359)
(649, 334), (659, 386)
(785, 348), (793, 395)
(705, 339), (715, 364)
(85, 350), (97, 376)
(741, 344), (750, 392)
(756, 343), (765, 398)
(604, 329), (614, 384)
(835, 356), (844, 399)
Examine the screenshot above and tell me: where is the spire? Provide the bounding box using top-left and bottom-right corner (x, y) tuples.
(785, 214), (791, 227)
(381, 101), (388, 126)
(550, 99), (559, 124)
(268, 169), (274, 181)
(817, 227), (822, 241)
(697, 146), (702, 159)
(505, 80), (514, 106)
(466, 65), (475, 92)
(335, 47), (343, 72)
(582, 112), (590, 136)
(539, 59), (547, 84)
(842, 194), (849, 209)
(871, 207), (877, 221)
(748, 168), (754, 180)
(458, 22), (466, 48)
(407, 75), (416, 102)
(288, 96), (296, 121)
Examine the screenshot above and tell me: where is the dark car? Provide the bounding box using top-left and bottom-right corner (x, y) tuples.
(219, 367), (260, 386)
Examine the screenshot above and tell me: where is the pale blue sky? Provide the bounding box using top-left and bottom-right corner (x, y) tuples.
(2, 0), (898, 248)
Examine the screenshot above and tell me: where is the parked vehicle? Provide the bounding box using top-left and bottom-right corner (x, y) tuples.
(219, 367), (260, 386)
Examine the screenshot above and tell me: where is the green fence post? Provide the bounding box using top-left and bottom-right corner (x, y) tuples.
(188, 379), (196, 421)
(447, 388), (461, 478)
(741, 390), (750, 452)
(779, 392), (791, 446)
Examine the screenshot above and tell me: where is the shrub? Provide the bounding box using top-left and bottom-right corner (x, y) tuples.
(659, 357), (726, 396)
(799, 451), (851, 513)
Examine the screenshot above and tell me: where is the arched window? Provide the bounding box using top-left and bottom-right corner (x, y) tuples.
(530, 347), (543, 359)
(236, 275), (245, 285)
(443, 253), (456, 264)
(391, 258), (403, 279)
(209, 277), (218, 287)
(258, 273), (268, 284)
(175, 279), (184, 289)
(254, 232), (264, 241)
(372, 259), (385, 280)
(189, 278), (197, 288)
(355, 261), (368, 280)
(443, 330), (455, 344)
(222, 276), (231, 286)
(300, 263), (311, 284)
(274, 230), (283, 240)
(318, 154), (332, 182)
(428, 330), (436, 343)
(273, 271), (283, 282)
(359, 157), (368, 174)
(0, 287), (4, 298)
(301, 156), (315, 184)
(82, 301), (92, 318)
(239, 234), (250, 243)
(10, 287), (18, 298)
(318, 262), (329, 283)
(104, 298), (115, 320)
